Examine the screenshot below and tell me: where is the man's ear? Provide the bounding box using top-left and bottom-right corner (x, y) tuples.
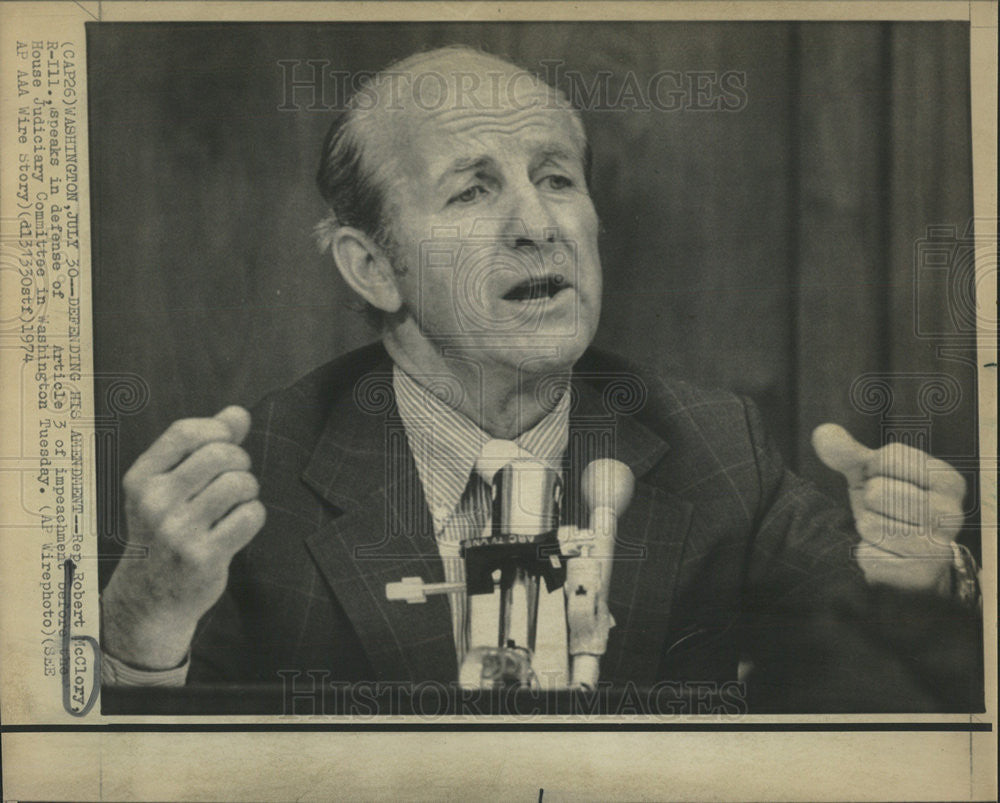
(329, 226), (403, 314)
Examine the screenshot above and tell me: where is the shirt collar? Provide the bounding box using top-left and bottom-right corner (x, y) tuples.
(392, 364), (570, 531)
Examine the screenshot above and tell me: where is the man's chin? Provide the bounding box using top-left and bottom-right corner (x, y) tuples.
(490, 325), (595, 373)
(418, 306), (598, 374)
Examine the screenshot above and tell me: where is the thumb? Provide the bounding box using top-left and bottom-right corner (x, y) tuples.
(811, 423), (873, 487)
(214, 405), (252, 445)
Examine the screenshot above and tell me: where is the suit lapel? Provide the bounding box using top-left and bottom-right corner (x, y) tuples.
(301, 361), (456, 683)
(297, 352), (695, 685)
(566, 374), (695, 686)
(602, 483), (694, 684)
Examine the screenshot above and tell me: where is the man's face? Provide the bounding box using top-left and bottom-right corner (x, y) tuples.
(375, 67), (602, 376)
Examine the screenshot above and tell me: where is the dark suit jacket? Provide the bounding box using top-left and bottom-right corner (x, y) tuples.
(189, 342), (982, 712)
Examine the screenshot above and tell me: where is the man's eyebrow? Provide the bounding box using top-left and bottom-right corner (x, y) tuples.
(433, 144), (583, 188)
(435, 156), (495, 187)
(536, 145), (579, 162)
(532, 144), (585, 170)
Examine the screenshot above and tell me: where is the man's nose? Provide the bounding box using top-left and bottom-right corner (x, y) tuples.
(501, 183), (559, 246)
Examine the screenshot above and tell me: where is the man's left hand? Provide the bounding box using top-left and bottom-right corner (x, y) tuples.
(812, 423), (967, 595)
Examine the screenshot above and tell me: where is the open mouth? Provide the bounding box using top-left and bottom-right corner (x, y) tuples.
(501, 274), (570, 302)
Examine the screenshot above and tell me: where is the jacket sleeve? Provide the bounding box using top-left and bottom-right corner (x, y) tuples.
(738, 396), (983, 713)
(185, 396), (290, 684)
(186, 548), (262, 682)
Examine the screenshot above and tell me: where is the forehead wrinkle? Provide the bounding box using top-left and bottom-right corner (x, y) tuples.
(370, 96), (574, 150)
(441, 119), (569, 141)
(417, 90), (561, 121)
(425, 103), (570, 127)
(425, 107), (586, 149)
(439, 108), (568, 130)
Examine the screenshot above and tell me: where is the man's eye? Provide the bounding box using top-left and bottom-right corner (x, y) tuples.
(450, 185), (487, 204)
(543, 175), (574, 190)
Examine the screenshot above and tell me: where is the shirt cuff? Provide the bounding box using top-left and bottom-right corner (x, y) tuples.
(101, 650), (190, 687)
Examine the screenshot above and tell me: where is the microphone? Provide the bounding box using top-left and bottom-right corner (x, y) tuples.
(463, 442), (565, 597)
(582, 458), (635, 540)
(456, 441), (566, 688)
(564, 459), (635, 689)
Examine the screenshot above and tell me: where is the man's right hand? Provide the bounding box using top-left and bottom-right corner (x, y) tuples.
(101, 406), (266, 670)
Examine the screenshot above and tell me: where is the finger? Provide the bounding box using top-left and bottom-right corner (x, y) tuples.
(188, 470), (260, 526)
(214, 405), (252, 445)
(210, 499), (267, 554)
(125, 417), (235, 490)
(868, 442), (966, 498)
(854, 509), (954, 556)
(130, 473), (184, 527)
(812, 423), (873, 488)
(170, 441), (253, 500)
(855, 508), (919, 544)
(125, 406), (251, 488)
(860, 476), (956, 527)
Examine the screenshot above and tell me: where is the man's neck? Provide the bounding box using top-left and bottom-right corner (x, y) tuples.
(383, 329), (570, 440)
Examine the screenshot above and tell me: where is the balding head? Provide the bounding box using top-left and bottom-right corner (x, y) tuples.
(315, 46), (590, 268)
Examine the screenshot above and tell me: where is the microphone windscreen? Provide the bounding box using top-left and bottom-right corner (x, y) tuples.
(581, 459), (635, 514)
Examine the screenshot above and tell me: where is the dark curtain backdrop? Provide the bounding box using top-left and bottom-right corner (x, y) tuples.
(89, 22), (979, 578)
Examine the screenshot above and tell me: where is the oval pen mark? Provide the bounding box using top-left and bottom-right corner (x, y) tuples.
(61, 559), (100, 716)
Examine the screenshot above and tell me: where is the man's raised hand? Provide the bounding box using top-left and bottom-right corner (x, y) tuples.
(101, 406), (266, 670)
(812, 423), (966, 594)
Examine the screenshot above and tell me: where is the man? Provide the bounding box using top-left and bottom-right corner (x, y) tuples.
(100, 46), (980, 710)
